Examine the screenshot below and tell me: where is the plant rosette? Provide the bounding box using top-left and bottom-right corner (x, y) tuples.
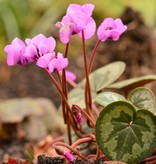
(3, 2), (156, 164)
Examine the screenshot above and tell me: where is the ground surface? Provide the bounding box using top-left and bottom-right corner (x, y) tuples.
(0, 7), (156, 163)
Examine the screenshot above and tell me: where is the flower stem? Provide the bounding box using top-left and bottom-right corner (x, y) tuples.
(62, 43), (69, 124)
(88, 40), (100, 73)
(53, 142), (88, 161)
(81, 30), (92, 118)
(56, 71), (62, 85)
(71, 137), (95, 149)
(59, 71), (77, 88)
(44, 69), (73, 144)
(62, 43), (72, 145)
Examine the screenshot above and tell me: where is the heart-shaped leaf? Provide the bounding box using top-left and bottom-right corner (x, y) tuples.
(69, 61), (125, 108)
(128, 87), (156, 115)
(95, 92), (126, 107)
(108, 75), (156, 91)
(87, 61), (125, 92)
(95, 101), (156, 164)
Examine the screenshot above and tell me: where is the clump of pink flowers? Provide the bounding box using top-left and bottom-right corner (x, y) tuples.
(4, 34), (68, 73)
(4, 3), (127, 74)
(4, 3), (127, 162)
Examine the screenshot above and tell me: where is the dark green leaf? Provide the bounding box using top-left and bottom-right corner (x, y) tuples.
(96, 101), (156, 164)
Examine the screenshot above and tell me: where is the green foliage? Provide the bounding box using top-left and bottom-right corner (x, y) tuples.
(128, 87), (156, 115)
(108, 74), (156, 91)
(95, 87), (156, 163)
(95, 101), (156, 163)
(88, 61), (126, 92)
(95, 92), (126, 107)
(69, 61), (125, 108)
(96, 86), (156, 116)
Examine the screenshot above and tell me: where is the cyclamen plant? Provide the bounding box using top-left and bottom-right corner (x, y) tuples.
(4, 3), (156, 164)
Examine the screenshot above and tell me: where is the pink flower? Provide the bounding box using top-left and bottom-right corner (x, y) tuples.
(36, 52), (56, 69)
(36, 52), (68, 73)
(97, 18), (127, 41)
(72, 104), (83, 124)
(48, 53), (68, 73)
(65, 70), (76, 81)
(56, 3), (96, 44)
(24, 34), (56, 60)
(4, 37), (30, 66)
(64, 150), (74, 161)
(75, 112), (83, 124)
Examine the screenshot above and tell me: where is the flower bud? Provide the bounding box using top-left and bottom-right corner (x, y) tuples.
(72, 104), (83, 124)
(64, 150), (74, 162)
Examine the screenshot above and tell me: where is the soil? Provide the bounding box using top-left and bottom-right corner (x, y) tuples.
(0, 7), (156, 163)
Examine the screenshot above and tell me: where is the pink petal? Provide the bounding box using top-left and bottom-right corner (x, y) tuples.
(102, 18), (117, 29)
(36, 52), (55, 68)
(25, 34), (56, 56)
(66, 4), (93, 31)
(64, 151), (74, 161)
(4, 37), (27, 66)
(115, 18), (127, 34)
(55, 22), (63, 28)
(59, 25), (72, 44)
(31, 34), (46, 46)
(56, 53), (68, 71)
(67, 4), (82, 14)
(79, 17), (96, 39)
(75, 112), (82, 124)
(82, 3), (94, 17)
(65, 70), (76, 81)
(25, 38), (31, 45)
(24, 44), (38, 59)
(12, 37), (26, 47)
(97, 18), (127, 42)
(38, 37), (56, 55)
(6, 50), (20, 66)
(48, 53), (68, 73)
(109, 31), (120, 40)
(56, 3), (95, 43)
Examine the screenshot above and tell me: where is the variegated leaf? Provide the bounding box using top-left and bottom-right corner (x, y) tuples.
(128, 87), (156, 115)
(95, 92), (126, 107)
(95, 101), (156, 164)
(108, 75), (156, 91)
(69, 61), (125, 108)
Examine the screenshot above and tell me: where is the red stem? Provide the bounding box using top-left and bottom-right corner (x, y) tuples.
(53, 142), (88, 161)
(88, 40), (100, 73)
(62, 43), (72, 144)
(44, 69), (73, 144)
(71, 137), (95, 148)
(81, 31), (92, 118)
(62, 43), (69, 123)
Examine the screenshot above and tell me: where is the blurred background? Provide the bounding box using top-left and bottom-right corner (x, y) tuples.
(1, 0), (156, 61)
